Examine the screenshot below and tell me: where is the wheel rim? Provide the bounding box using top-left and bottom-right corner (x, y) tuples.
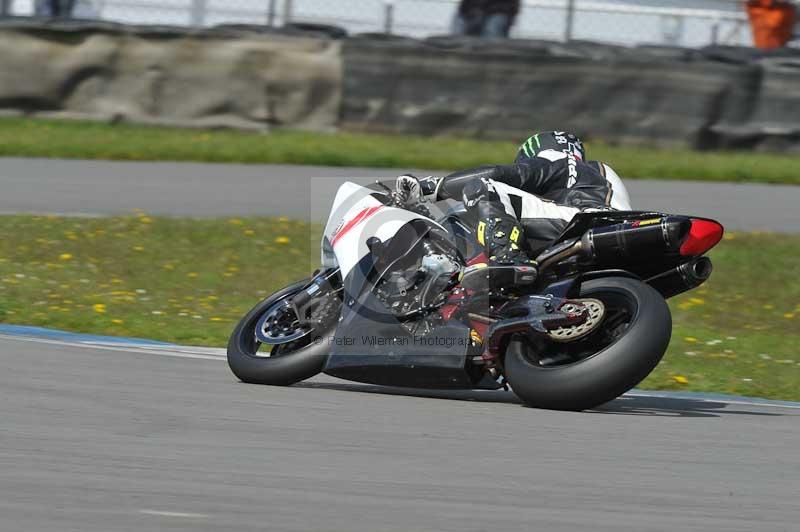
(239, 288), (338, 359)
(522, 287), (640, 368)
(255, 300), (312, 345)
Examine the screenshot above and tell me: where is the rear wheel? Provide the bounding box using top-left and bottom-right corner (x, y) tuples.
(504, 277), (671, 411)
(227, 280), (339, 385)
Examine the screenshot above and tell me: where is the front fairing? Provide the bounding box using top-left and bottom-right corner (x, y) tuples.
(320, 181), (474, 388)
(322, 181), (453, 289)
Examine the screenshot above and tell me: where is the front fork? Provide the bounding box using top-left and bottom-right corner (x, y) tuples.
(289, 268), (342, 328)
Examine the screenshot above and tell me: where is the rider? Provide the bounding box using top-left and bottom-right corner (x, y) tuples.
(397, 131), (631, 276)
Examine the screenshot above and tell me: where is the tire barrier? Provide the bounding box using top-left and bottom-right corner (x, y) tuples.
(2, 20), (800, 151)
(343, 36), (800, 151)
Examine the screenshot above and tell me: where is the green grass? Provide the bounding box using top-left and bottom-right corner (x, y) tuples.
(640, 231), (800, 400)
(2, 117), (800, 185)
(0, 214), (320, 346)
(1, 215), (798, 400)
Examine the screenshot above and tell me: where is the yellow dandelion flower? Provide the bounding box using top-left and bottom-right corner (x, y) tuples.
(275, 236), (291, 245)
(111, 319), (124, 325)
(132, 245), (144, 252)
(139, 217), (153, 224)
(672, 375), (689, 384)
(187, 272), (198, 278)
(59, 253), (73, 261)
(93, 303), (107, 314)
(689, 297), (705, 305)
(163, 263), (175, 270)
(210, 317), (223, 322)
(243, 229), (255, 236)
(228, 218), (244, 225)
(684, 337), (698, 343)
(784, 313), (795, 319)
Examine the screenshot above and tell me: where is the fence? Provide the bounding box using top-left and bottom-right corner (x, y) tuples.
(2, 0), (760, 48)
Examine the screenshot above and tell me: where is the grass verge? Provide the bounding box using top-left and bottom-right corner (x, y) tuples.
(0, 214), (798, 401)
(1, 117), (800, 185)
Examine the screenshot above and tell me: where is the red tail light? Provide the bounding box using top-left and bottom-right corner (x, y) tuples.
(680, 219), (724, 257)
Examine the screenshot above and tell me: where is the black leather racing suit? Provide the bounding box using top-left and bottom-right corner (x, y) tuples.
(439, 153), (615, 260)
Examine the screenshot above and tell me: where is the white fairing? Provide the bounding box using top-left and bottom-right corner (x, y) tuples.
(603, 164), (633, 211)
(322, 182), (444, 279)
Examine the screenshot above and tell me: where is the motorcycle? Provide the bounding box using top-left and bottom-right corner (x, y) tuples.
(227, 179), (724, 411)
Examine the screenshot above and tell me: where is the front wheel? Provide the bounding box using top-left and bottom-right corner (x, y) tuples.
(227, 279), (338, 386)
(504, 277), (672, 411)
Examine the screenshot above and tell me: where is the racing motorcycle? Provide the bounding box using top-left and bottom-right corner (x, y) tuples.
(227, 179), (724, 411)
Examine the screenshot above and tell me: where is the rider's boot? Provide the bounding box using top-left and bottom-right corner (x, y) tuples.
(460, 215), (538, 291)
(461, 178), (538, 291)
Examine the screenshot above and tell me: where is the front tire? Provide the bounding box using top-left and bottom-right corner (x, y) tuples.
(505, 277), (672, 411)
(227, 280), (335, 386)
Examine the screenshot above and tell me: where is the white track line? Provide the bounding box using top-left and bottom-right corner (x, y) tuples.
(3, 333), (799, 410)
(0, 334), (225, 361)
(623, 390), (800, 411)
(139, 510), (209, 519)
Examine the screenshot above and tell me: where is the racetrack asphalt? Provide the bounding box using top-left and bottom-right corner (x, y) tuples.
(3, 157), (800, 531)
(1, 157), (799, 232)
(2, 333), (799, 532)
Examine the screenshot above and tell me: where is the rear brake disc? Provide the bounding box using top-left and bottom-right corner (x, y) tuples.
(547, 298), (606, 343)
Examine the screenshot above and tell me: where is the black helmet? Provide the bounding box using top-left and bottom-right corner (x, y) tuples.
(516, 131), (586, 163)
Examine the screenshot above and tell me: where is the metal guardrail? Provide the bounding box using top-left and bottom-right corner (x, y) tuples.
(2, 0), (760, 47)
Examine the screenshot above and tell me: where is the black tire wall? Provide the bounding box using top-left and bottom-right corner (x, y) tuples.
(505, 277), (672, 411)
(227, 280), (332, 386)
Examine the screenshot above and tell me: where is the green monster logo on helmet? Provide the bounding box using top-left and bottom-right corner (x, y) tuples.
(517, 131), (586, 162)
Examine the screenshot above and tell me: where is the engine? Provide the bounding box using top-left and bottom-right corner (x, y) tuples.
(374, 242), (461, 318)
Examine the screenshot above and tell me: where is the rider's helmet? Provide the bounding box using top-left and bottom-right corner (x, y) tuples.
(515, 131), (586, 163)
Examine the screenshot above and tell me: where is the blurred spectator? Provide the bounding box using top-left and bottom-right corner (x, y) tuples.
(452, 0), (520, 38)
(746, 0), (797, 49)
(35, 0), (75, 17)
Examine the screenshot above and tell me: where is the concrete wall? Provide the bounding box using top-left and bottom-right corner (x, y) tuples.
(0, 21), (342, 130)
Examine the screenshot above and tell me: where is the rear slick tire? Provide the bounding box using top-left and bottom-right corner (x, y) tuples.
(227, 280), (333, 386)
(504, 277), (672, 412)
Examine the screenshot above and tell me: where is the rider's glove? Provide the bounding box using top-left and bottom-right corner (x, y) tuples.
(418, 176), (443, 199)
(395, 174), (423, 207)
